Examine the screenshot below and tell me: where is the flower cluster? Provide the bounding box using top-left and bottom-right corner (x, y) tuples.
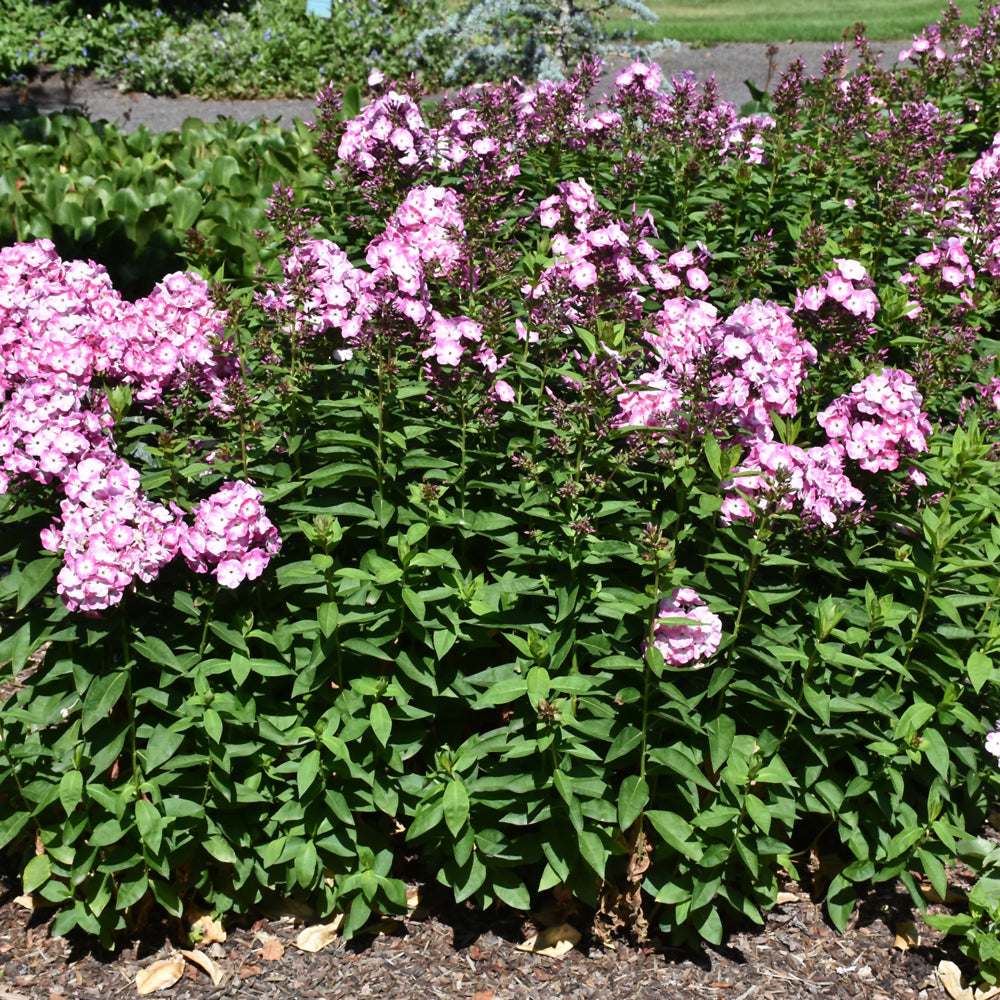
(180, 481), (281, 589)
(40, 456), (184, 613)
(819, 368), (932, 472)
(986, 722), (1000, 765)
(721, 441), (864, 529)
(0, 239), (280, 612)
(616, 297), (816, 442)
(647, 588), (723, 667)
(794, 258), (880, 321)
(337, 85), (436, 177)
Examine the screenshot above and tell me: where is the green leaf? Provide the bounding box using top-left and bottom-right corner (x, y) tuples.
(22, 854), (51, 894)
(617, 775), (649, 830)
(706, 715), (735, 773)
(886, 826), (924, 861)
(203, 836), (238, 864)
(298, 748), (322, 798)
(16, 557), (58, 612)
(81, 670), (128, 733)
(370, 702), (392, 747)
(606, 725), (643, 764)
(135, 799), (163, 855)
(744, 794), (771, 834)
(526, 665), (550, 709)
(646, 810), (704, 860)
(578, 830), (608, 879)
(169, 186), (202, 232)
(58, 770), (83, 816)
(443, 779), (470, 838)
(967, 650), (993, 693)
(317, 602), (339, 638)
(296, 840), (318, 888)
(825, 873), (856, 932)
(433, 629), (457, 660)
(491, 869), (530, 910)
(210, 154), (241, 188)
(920, 728), (950, 778)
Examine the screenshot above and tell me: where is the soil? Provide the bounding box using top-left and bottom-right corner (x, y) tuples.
(0, 36), (976, 1000)
(0, 857), (979, 1000)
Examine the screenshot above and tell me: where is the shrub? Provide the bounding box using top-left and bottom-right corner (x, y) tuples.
(4, 5), (1000, 975)
(415, 0), (664, 84)
(0, 0), (449, 98)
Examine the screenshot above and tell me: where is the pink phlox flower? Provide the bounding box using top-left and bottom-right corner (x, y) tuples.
(338, 90), (435, 176)
(647, 588), (722, 667)
(615, 61), (663, 93)
(722, 441), (863, 529)
(819, 368), (932, 472)
(493, 379), (516, 403)
(43, 456), (185, 612)
(986, 723), (1000, 765)
(181, 481), (281, 587)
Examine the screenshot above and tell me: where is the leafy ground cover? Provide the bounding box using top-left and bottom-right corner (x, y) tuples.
(0, 0), (447, 98)
(0, 108), (324, 297)
(5, 0), (1000, 994)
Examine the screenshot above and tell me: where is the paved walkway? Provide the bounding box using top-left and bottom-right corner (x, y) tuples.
(0, 40), (906, 133)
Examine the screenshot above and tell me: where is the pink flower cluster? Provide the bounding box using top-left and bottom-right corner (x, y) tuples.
(180, 480), (281, 589)
(0, 240), (281, 612)
(527, 180), (711, 327)
(40, 456), (185, 613)
(913, 237), (975, 289)
(721, 441), (864, 529)
(818, 368), (932, 472)
(616, 297), (816, 442)
(0, 239), (231, 409)
(0, 381), (112, 494)
(647, 588), (723, 667)
(986, 722), (1000, 765)
(794, 258), (880, 321)
(338, 86), (436, 176)
(264, 238), (372, 352)
(366, 186), (467, 324)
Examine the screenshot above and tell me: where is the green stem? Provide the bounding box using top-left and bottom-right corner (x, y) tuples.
(121, 625), (140, 794)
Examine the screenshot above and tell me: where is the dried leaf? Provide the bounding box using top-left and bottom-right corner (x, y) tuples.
(293, 914), (345, 952)
(921, 883), (968, 904)
(938, 960), (975, 1000)
(257, 932), (284, 962)
(893, 920), (919, 951)
(179, 949), (225, 986)
(515, 922), (581, 958)
(406, 885), (421, 910)
(13, 895), (33, 910)
(188, 912), (226, 945)
(774, 891), (800, 905)
(135, 956), (185, 995)
(976, 987), (1000, 1000)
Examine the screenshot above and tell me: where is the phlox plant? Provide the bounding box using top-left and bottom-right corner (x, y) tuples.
(7, 2), (1000, 968)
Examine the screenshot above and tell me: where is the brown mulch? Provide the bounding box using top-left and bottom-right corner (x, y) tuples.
(0, 858), (977, 1000)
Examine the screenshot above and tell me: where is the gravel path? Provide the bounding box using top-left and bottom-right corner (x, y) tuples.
(0, 40), (907, 134)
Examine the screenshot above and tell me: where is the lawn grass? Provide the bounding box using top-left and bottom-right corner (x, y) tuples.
(603, 0), (975, 43)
